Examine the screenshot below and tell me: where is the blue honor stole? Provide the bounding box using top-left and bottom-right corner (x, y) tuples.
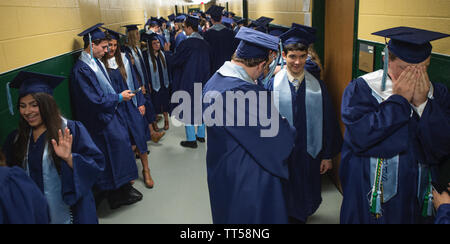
(79, 51), (116, 95)
(147, 51), (170, 92)
(273, 68), (323, 158)
(24, 118), (72, 224)
(121, 53), (138, 107)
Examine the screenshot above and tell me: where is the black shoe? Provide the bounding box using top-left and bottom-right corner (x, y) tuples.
(196, 137), (205, 143)
(121, 184), (143, 205)
(107, 189), (126, 210)
(180, 141), (198, 148)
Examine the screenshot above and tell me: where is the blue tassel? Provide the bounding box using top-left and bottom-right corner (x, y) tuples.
(381, 46), (389, 91)
(375, 190), (382, 216)
(427, 192), (434, 216)
(89, 33), (94, 60)
(6, 82), (14, 115)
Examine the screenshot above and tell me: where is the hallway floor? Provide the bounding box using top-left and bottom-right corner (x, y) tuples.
(97, 117), (343, 224)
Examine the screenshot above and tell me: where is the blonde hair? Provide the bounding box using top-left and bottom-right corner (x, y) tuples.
(126, 29), (141, 49)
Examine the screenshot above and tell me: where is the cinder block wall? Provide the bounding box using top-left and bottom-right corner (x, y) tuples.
(0, 0), (177, 74)
(358, 0), (450, 55)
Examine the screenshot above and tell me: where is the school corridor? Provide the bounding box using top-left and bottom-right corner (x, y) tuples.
(97, 118), (342, 224)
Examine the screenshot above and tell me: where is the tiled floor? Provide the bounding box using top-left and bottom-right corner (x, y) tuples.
(98, 117), (342, 224)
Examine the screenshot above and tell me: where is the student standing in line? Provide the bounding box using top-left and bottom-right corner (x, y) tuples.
(0, 151), (49, 224)
(164, 15), (212, 149)
(3, 71), (104, 223)
(266, 26), (343, 224)
(143, 32), (172, 131)
(102, 29), (155, 189)
(203, 5), (237, 75)
(340, 27), (450, 224)
(70, 24), (142, 210)
(122, 24), (165, 143)
(203, 27), (295, 224)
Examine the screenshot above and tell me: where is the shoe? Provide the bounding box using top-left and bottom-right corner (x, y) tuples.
(107, 188), (126, 210)
(142, 169), (154, 189)
(151, 131), (165, 143)
(180, 141), (198, 148)
(196, 136), (205, 143)
(122, 184), (143, 206)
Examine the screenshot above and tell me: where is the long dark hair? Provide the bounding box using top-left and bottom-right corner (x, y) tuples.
(149, 40), (167, 72)
(102, 34), (128, 83)
(12, 93), (63, 172)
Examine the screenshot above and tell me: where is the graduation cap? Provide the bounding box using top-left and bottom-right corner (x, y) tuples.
(141, 32), (159, 42)
(236, 18), (247, 25)
(291, 23), (317, 35)
(235, 27), (280, 59)
(206, 5), (225, 21)
(175, 15), (186, 23)
(280, 27), (316, 46)
(372, 26), (449, 91)
(102, 27), (125, 41)
(78, 23), (105, 59)
(269, 26), (288, 37)
(168, 14), (176, 22)
(253, 17), (274, 33)
(146, 17), (160, 27)
(78, 23), (105, 43)
(159, 17), (168, 24)
(222, 17), (234, 28)
(122, 24), (141, 32)
(185, 15), (200, 28)
(7, 71), (65, 115)
(372, 26), (449, 64)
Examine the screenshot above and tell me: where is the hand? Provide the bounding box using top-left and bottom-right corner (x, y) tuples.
(51, 127), (73, 168)
(320, 159), (333, 175)
(141, 86), (147, 95)
(432, 184), (450, 210)
(392, 66), (418, 102)
(139, 105), (146, 116)
(411, 66), (431, 107)
(164, 42), (170, 52)
(121, 90), (136, 101)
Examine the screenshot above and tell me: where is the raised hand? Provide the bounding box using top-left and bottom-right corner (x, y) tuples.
(51, 127), (73, 168)
(392, 66), (418, 103)
(412, 65), (431, 106)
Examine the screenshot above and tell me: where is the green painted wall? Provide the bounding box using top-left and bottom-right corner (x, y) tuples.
(0, 51), (79, 145)
(354, 39), (450, 89)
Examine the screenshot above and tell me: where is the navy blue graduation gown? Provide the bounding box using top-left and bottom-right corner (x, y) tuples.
(165, 36), (211, 124)
(435, 204), (450, 224)
(340, 77), (450, 224)
(143, 53), (171, 114)
(70, 57), (138, 191)
(266, 73), (343, 222)
(3, 120), (104, 224)
(203, 73), (296, 224)
(122, 46), (157, 124)
(174, 32), (187, 51)
(107, 62), (150, 153)
(0, 166), (49, 224)
(203, 26), (237, 74)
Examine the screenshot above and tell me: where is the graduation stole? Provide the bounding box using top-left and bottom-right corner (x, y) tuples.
(23, 118), (72, 224)
(108, 54), (138, 107)
(79, 51), (116, 95)
(363, 71), (402, 218)
(418, 164), (434, 217)
(129, 46), (148, 86)
(211, 23), (226, 32)
(188, 32), (204, 40)
(147, 50), (170, 92)
(273, 68), (323, 158)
